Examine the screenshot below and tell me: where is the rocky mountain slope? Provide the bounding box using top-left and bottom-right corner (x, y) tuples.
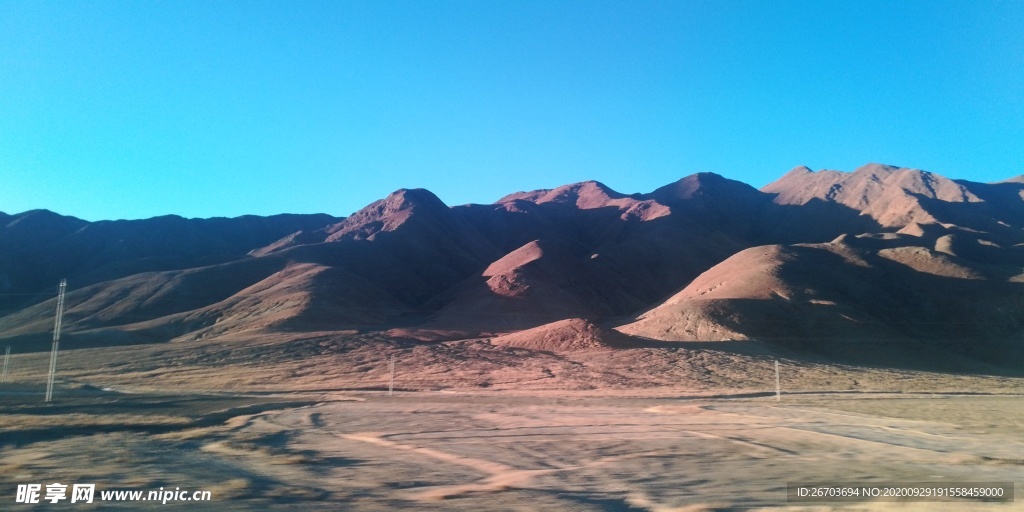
(3, 164), (1023, 368)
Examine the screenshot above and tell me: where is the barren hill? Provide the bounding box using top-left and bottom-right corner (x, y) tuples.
(490, 318), (637, 352)
(762, 163), (1024, 242)
(0, 211), (339, 315)
(619, 233), (1024, 366)
(2, 164), (1023, 369)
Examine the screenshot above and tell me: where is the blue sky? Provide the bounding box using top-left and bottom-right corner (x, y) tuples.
(1, 0), (1022, 221)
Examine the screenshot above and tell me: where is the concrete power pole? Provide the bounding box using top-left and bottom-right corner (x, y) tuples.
(2, 346), (10, 383)
(775, 360), (781, 402)
(45, 279), (67, 403)
(388, 354), (395, 397)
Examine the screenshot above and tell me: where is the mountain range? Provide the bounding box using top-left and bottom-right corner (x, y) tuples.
(3, 163), (1023, 369)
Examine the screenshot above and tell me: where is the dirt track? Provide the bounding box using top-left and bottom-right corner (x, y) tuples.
(3, 389), (1022, 511)
(2, 333), (1023, 510)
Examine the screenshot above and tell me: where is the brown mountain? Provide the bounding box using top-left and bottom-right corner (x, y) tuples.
(2, 164), (1023, 369)
(0, 210), (340, 314)
(621, 164), (1024, 367)
(762, 163), (1024, 243)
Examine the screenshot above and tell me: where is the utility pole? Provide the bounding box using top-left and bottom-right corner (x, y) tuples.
(45, 279), (67, 403)
(775, 360), (781, 402)
(2, 346), (10, 383)
(388, 354), (395, 397)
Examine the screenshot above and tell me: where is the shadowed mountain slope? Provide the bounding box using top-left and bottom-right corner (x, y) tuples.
(3, 164), (1023, 371)
(0, 211), (339, 315)
(618, 236), (1024, 367)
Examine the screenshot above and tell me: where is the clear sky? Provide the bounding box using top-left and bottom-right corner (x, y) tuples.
(1, 0), (1022, 221)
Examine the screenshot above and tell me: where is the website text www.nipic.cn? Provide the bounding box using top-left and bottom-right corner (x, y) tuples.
(16, 484), (212, 505)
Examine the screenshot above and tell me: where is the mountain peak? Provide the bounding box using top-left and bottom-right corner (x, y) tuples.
(497, 180), (629, 210)
(353, 188), (451, 220)
(852, 163), (902, 176)
(762, 163), (986, 228)
(383, 188), (448, 210)
(538, 180), (625, 207)
(324, 188), (452, 242)
(4, 209), (87, 231)
(651, 172), (762, 203)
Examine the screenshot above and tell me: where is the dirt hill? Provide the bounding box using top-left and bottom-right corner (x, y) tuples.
(2, 164), (1022, 369)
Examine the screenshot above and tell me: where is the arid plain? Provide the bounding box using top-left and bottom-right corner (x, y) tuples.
(3, 332), (1023, 511)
